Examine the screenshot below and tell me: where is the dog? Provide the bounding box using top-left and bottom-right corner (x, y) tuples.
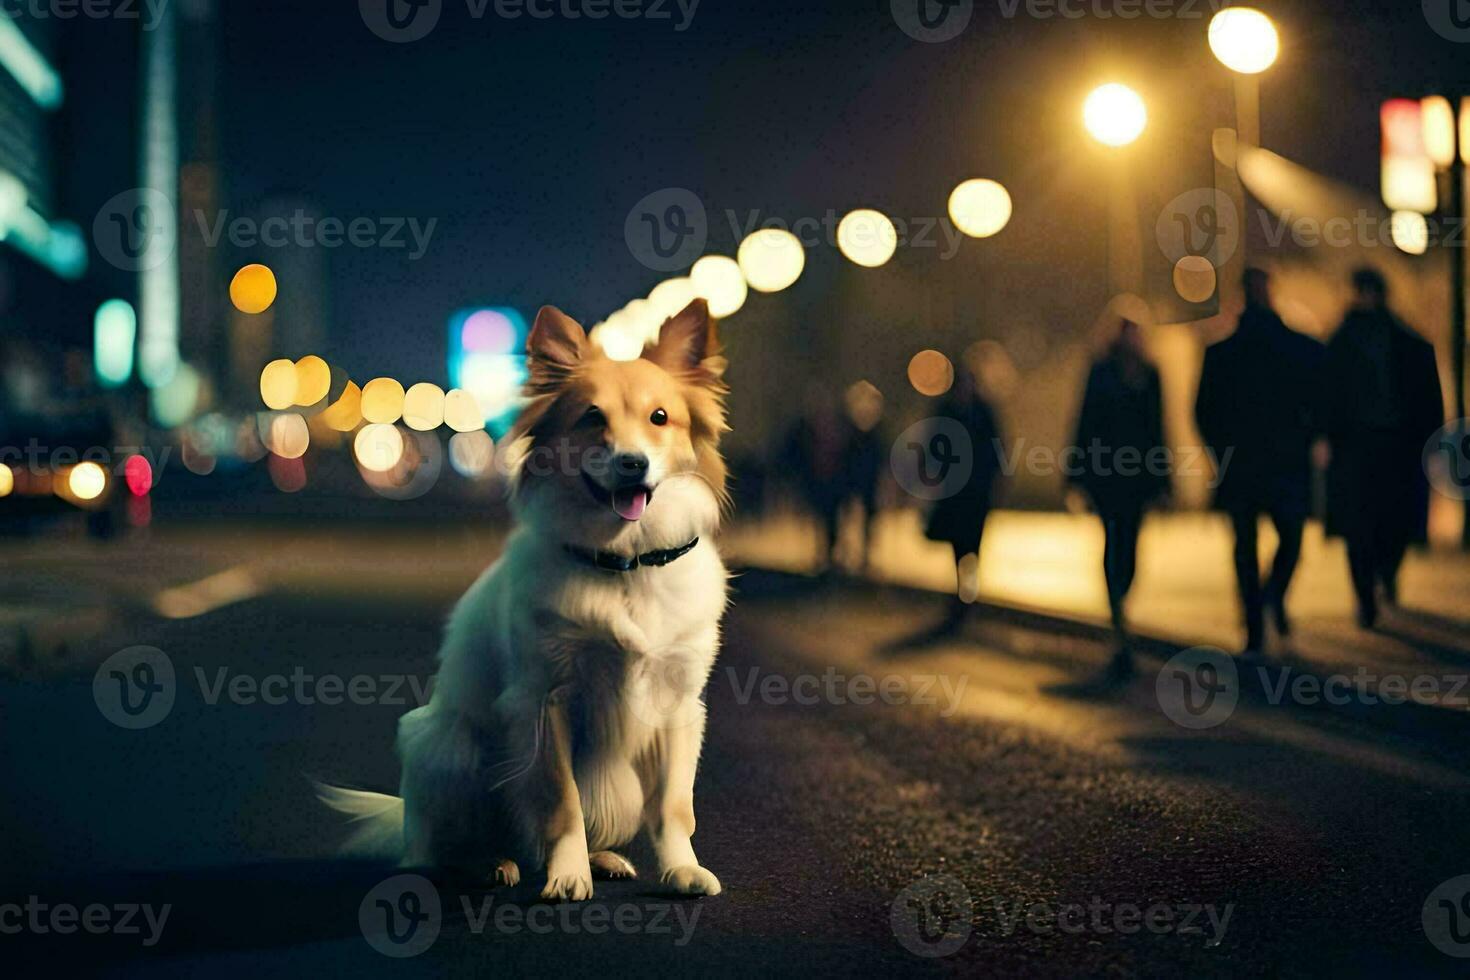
(321, 298), (730, 901)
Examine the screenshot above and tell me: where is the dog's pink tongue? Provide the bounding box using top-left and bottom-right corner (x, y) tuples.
(612, 487), (648, 521)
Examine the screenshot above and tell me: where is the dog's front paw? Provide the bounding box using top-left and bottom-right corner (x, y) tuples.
(541, 868), (594, 902)
(660, 865), (721, 896)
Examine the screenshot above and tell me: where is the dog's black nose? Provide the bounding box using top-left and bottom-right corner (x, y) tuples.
(612, 452), (649, 482)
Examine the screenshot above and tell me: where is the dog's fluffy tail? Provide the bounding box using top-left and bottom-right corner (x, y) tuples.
(314, 781), (405, 860)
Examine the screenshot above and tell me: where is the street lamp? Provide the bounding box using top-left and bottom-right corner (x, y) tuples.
(1083, 83), (1147, 148)
(1208, 7), (1279, 76)
(1084, 84), (1148, 295)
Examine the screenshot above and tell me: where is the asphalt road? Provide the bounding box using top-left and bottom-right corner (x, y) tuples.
(4, 532), (1470, 977)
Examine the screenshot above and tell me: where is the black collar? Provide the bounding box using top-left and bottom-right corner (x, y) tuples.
(563, 537), (699, 573)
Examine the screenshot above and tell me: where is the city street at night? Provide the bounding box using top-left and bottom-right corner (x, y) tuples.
(6, 1), (1470, 977)
(5, 519), (1470, 975)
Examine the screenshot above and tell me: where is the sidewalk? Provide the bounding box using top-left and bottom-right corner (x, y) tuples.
(721, 508), (1470, 680)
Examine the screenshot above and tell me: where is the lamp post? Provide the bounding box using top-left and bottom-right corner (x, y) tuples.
(1084, 83), (1148, 295)
(1209, 7), (1279, 310)
(1419, 95), (1470, 547)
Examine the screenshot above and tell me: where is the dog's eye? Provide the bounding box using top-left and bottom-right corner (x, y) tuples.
(650, 408), (668, 427)
(581, 406), (605, 427)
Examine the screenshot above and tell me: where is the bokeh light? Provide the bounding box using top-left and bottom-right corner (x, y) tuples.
(355, 423), (405, 473)
(908, 349), (955, 397)
(738, 228), (805, 293)
(293, 355), (331, 406)
(0, 464), (13, 498)
(1208, 7), (1279, 75)
(267, 413), (311, 460)
(230, 263), (278, 314)
(260, 359), (298, 410)
(68, 462), (107, 501)
(124, 455), (152, 497)
(150, 363), (203, 429)
(948, 179), (1012, 238)
(361, 377), (406, 424)
(1172, 255), (1218, 302)
(1390, 210), (1429, 255)
(648, 277), (699, 322)
(403, 382), (446, 431)
(690, 255), (748, 318)
(94, 299), (137, 388)
(268, 454), (307, 493)
(449, 430), (495, 477)
(443, 388), (485, 433)
(1083, 83), (1147, 147)
(320, 381), (364, 432)
(836, 210), (898, 268)
(461, 309), (519, 355)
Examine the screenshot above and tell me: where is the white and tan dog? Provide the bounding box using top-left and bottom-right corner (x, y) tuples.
(323, 299), (729, 900)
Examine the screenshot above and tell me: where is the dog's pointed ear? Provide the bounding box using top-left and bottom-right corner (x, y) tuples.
(526, 306), (588, 389)
(645, 299), (725, 382)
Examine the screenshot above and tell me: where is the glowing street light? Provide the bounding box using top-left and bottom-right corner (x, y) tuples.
(1083, 84), (1147, 147)
(948, 179), (1012, 238)
(1208, 7), (1279, 75)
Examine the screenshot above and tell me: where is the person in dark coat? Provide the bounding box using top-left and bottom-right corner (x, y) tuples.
(1322, 268), (1444, 628)
(1195, 268), (1325, 654)
(924, 367), (1005, 629)
(779, 386), (847, 571)
(1069, 317), (1169, 670)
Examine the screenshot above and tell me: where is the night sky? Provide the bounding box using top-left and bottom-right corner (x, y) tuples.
(58, 1), (1470, 390)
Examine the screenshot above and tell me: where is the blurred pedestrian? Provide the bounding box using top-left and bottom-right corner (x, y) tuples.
(1195, 268), (1325, 655)
(779, 385), (846, 571)
(1322, 268), (1444, 628)
(840, 380), (885, 571)
(1070, 317), (1168, 673)
(925, 365), (1004, 631)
